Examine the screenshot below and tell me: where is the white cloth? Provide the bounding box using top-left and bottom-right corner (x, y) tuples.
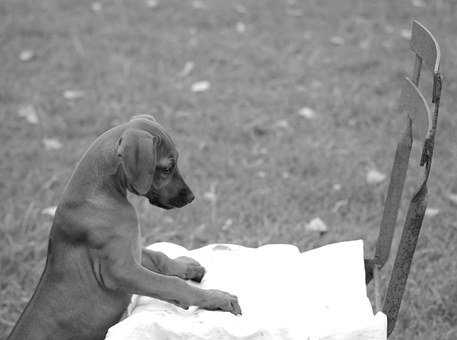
(106, 240), (386, 340)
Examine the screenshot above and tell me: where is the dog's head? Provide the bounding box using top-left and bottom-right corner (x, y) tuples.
(116, 114), (194, 209)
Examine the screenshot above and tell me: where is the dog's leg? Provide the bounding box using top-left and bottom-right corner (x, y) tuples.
(100, 242), (241, 315)
(142, 249), (205, 282)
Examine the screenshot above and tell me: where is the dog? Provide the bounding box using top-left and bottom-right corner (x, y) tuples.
(8, 115), (241, 340)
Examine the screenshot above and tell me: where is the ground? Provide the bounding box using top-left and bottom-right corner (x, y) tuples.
(1, 0), (457, 338)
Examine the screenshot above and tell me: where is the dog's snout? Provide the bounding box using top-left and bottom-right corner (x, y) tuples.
(166, 188), (194, 208)
(180, 188), (194, 203)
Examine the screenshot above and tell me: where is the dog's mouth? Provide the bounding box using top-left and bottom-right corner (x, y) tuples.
(148, 198), (175, 210)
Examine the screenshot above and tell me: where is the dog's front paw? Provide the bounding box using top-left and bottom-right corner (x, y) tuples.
(174, 256), (206, 282)
(201, 289), (242, 316)
(164, 298), (189, 310)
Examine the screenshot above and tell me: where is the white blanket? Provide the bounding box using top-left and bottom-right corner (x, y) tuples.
(106, 240), (386, 340)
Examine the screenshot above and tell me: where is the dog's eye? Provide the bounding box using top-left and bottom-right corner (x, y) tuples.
(160, 166), (172, 174)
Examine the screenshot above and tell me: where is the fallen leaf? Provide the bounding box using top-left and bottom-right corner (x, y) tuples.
(425, 207), (439, 217)
(330, 36), (345, 45)
(188, 37), (198, 47)
(63, 90), (84, 100)
(191, 81), (210, 92)
(191, 0), (206, 9)
(176, 110), (191, 118)
(41, 206), (57, 217)
(298, 107), (316, 119)
(311, 79), (322, 89)
(19, 49), (35, 62)
(42, 175), (59, 190)
(303, 31), (312, 40)
(257, 171), (266, 178)
(236, 22), (246, 33)
(43, 138), (63, 150)
(286, 8), (304, 16)
(382, 40), (393, 49)
(400, 29), (411, 40)
(18, 105), (39, 124)
(273, 119), (290, 129)
(198, 141), (207, 150)
(366, 169), (386, 185)
(146, 0), (159, 8)
(203, 183), (217, 202)
(163, 216), (174, 224)
(234, 4), (247, 14)
(252, 145), (268, 155)
(446, 192), (457, 206)
(332, 200), (348, 213)
(384, 25), (394, 34)
(192, 224), (209, 243)
(305, 217), (328, 234)
(91, 2), (102, 11)
(359, 39), (370, 50)
(333, 183), (342, 191)
(411, 0), (426, 7)
(221, 218), (233, 231)
(242, 158), (263, 168)
(178, 61), (194, 77)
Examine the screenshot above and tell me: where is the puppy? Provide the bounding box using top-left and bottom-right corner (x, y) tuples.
(8, 115), (241, 340)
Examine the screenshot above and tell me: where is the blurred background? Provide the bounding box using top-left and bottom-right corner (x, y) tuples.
(1, 0), (457, 338)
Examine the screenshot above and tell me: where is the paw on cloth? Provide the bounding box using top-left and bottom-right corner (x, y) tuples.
(106, 240), (386, 340)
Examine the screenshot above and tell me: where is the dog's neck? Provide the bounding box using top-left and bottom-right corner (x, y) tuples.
(107, 165), (129, 198)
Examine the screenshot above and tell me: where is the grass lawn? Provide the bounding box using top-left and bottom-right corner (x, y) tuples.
(1, 0), (457, 338)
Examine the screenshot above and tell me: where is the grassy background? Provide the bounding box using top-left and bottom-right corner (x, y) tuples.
(1, 0), (457, 338)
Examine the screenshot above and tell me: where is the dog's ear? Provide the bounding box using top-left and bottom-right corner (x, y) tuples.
(117, 128), (157, 195)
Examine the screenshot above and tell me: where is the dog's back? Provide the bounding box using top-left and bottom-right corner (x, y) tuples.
(8, 125), (133, 340)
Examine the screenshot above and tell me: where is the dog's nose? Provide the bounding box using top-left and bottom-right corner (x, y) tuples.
(185, 190), (195, 203)
(178, 188), (194, 203)
(168, 188), (194, 208)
